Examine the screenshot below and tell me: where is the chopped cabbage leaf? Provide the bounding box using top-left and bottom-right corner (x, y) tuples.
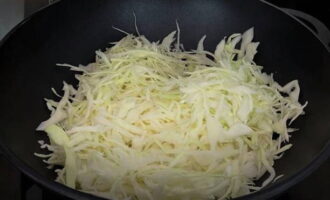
(36, 27), (306, 200)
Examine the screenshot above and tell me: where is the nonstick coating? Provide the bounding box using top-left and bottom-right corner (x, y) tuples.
(0, 0), (329, 199)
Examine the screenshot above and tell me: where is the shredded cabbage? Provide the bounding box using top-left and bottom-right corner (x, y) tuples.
(36, 27), (306, 200)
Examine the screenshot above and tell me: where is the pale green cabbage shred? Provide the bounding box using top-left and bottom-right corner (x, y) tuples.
(36, 28), (306, 200)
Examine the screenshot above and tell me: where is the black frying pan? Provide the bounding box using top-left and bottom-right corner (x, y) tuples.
(0, 0), (329, 199)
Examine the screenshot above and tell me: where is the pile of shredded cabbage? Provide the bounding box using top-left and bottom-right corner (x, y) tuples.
(36, 28), (307, 200)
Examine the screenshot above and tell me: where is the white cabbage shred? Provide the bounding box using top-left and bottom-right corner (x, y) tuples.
(36, 27), (307, 200)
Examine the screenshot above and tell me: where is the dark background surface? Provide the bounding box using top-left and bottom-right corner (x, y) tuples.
(0, 0), (329, 200)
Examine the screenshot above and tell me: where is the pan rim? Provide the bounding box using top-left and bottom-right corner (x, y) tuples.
(0, 0), (329, 200)
(259, 0), (330, 53)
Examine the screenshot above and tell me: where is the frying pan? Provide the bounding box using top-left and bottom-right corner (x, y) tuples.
(0, 0), (329, 199)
